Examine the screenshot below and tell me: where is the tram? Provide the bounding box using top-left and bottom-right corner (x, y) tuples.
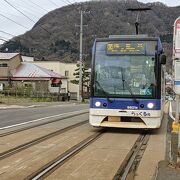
(89, 35), (166, 129)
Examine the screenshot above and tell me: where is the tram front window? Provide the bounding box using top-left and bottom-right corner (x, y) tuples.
(94, 54), (156, 98)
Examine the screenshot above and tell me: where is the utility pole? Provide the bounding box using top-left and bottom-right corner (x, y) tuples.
(79, 10), (83, 102)
(76, 9), (89, 102)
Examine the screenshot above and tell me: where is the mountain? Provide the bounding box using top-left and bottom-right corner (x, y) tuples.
(1, 0), (180, 71)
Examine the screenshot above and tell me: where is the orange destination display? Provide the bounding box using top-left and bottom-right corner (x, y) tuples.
(106, 41), (146, 55)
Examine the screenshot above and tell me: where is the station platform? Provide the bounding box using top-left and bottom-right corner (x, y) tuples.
(155, 101), (180, 180)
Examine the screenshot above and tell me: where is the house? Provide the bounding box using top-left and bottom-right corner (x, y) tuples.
(0, 53), (22, 85)
(0, 53), (67, 94)
(11, 63), (67, 93)
(26, 60), (80, 99)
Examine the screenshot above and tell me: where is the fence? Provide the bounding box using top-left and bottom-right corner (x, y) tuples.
(0, 90), (77, 104)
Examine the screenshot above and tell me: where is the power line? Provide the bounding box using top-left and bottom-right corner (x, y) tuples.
(61, 0), (72, 6)
(0, 30), (16, 37)
(8, 0), (44, 19)
(0, 38), (9, 42)
(0, 13), (29, 30)
(18, 6), (42, 20)
(3, 0), (51, 35)
(65, 0), (73, 4)
(15, 0), (45, 16)
(0, 29), (32, 43)
(48, 0), (60, 7)
(28, 0), (49, 13)
(0, 35), (9, 41)
(0, 35), (8, 40)
(2, 0), (38, 23)
(54, 0), (74, 7)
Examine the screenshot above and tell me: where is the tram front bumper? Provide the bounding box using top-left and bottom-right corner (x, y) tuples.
(89, 108), (163, 129)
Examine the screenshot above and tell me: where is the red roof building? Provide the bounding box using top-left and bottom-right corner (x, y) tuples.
(11, 63), (66, 81)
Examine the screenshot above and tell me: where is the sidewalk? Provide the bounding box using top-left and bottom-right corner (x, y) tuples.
(0, 101), (79, 109)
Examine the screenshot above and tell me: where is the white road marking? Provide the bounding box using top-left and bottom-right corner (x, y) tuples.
(0, 103), (87, 109)
(0, 109), (89, 130)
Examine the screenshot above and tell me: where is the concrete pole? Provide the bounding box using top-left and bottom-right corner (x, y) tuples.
(175, 96), (179, 123)
(177, 95), (180, 161)
(79, 10), (83, 102)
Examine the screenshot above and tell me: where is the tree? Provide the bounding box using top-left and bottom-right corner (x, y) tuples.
(71, 63), (90, 99)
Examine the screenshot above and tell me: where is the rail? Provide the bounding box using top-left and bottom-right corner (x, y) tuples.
(26, 131), (104, 180)
(0, 109), (88, 137)
(113, 134), (150, 180)
(0, 120), (88, 160)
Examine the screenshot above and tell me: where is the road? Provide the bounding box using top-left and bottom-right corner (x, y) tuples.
(0, 103), (88, 128)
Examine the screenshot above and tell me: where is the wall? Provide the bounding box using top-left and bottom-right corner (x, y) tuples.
(48, 79), (68, 93)
(8, 55), (21, 71)
(0, 55), (21, 77)
(0, 67), (8, 77)
(30, 61), (79, 99)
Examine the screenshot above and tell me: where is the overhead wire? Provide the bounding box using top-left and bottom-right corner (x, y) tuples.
(48, 0), (60, 7)
(8, 0), (44, 19)
(0, 0), (78, 49)
(0, 38), (9, 42)
(16, 0), (45, 16)
(0, 35), (9, 41)
(0, 13), (29, 30)
(65, 0), (73, 4)
(0, 29), (34, 43)
(0, 30), (16, 37)
(3, 0), (51, 35)
(28, 0), (49, 13)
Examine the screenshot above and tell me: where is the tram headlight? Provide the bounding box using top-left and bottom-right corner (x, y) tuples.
(147, 103), (154, 109)
(95, 101), (101, 107)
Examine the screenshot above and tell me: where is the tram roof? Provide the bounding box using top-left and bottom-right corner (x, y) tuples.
(95, 36), (160, 42)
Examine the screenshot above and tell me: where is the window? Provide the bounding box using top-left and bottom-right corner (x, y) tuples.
(65, 71), (69, 77)
(51, 84), (60, 87)
(0, 63), (8, 67)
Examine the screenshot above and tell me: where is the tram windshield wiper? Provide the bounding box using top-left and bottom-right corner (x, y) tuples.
(95, 80), (113, 103)
(120, 67), (139, 104)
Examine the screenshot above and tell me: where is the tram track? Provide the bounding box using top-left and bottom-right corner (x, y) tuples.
(22, 131), (149, 180)
(0, 126), (150, 180)
(0, 123), (103, 180)
(26, 131), (104, 180)
(38, 131), (150, 180)
(0, 120), (88, 160)
(0, 109), (88, 137)
(113, 133), (150, 180)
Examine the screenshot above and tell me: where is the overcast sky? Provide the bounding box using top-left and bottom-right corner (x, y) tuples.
(0, 0), (179, 44)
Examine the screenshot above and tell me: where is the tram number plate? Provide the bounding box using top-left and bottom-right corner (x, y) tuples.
(131, 112), (151, 117)
(127, 106), (138, 110)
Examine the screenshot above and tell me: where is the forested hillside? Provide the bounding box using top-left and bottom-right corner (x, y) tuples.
(1, 0), (180, 72)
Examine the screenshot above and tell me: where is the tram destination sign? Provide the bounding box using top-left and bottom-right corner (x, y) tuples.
(106, 41), (146, 55)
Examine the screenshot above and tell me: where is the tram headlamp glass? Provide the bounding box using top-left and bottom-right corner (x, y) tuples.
(95, 101), (101, 107)
(147, 103), (154, 109)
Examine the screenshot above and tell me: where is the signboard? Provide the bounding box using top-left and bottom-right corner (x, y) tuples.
(106, 41), (145, 55)
(174, 16), (180, 58)
(173, 17), (180, 94)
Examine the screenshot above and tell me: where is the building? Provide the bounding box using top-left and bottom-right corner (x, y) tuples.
(0, 53), (67, 94)
(22, 56), (34, 62)
(12, 63), (66, 93)
(0, 53), (22, 85)
(27, 60), (80, 99)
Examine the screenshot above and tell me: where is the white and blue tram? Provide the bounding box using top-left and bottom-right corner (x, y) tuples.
(89, 35), (166, 129)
